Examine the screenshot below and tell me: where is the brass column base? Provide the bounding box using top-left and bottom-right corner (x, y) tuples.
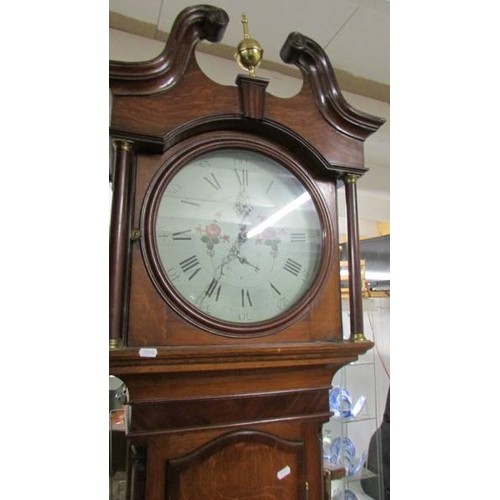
(352, 333), (368, 343)
(109, 338), (123, 350)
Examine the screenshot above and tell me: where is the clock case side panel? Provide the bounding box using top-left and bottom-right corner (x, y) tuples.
(126, 128), (343, 346)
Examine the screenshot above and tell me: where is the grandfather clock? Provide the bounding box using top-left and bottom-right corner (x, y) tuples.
(109, 5), (385, 500)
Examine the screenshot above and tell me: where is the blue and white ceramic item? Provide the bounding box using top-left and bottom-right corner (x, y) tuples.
(329, 386), (367, 419)
(330, 437), (366, 476)
(330, 436), (356, 467)
(329, 386), (352, 418)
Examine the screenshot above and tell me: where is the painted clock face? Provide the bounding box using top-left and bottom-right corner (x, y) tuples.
(147, 148), (325, 328)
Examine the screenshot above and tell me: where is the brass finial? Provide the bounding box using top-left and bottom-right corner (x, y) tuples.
(234, 13), (263, 77)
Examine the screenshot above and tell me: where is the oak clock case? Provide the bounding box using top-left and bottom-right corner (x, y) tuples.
(109, 5), (385, 500)
(141, 138), (332, 336)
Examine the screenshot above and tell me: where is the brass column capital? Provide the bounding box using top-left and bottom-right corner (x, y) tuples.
(343, 173), (359, 184)
(112, 139), (134, 152)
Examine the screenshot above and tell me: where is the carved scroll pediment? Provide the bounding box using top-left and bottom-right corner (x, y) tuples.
(109, 5), (229, 96)
(280, 32), (385, 140)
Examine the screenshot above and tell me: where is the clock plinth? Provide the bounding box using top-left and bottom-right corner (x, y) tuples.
(109, 5), (384, 499)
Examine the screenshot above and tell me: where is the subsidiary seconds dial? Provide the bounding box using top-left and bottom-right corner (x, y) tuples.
(142, 146), (330, 334)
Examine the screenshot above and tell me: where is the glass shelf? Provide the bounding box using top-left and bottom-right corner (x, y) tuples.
(331, 414), (376, 424)
(345, 468), (377, 483)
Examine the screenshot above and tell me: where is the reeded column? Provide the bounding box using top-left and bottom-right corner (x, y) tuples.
(109, 140), (135, 349)
(343, 174), (367, 342)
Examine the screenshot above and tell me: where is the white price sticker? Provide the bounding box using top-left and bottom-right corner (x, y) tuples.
(277, 465), (291, 480)
(138, 348), (158, 358)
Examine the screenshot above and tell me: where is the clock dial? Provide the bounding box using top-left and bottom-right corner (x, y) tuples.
(148, 148), (326, 327)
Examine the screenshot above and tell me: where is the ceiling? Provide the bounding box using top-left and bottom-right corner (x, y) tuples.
(109, 0), (389, 102)
(109, 0), (390, 230)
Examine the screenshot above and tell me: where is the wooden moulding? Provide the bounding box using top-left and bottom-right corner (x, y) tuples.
(109, 341), (373, 377)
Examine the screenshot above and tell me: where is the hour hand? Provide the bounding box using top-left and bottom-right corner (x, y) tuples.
(237, 255), (259, 271)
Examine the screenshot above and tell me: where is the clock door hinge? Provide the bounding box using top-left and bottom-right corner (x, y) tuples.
(130, 229), (141, 241)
